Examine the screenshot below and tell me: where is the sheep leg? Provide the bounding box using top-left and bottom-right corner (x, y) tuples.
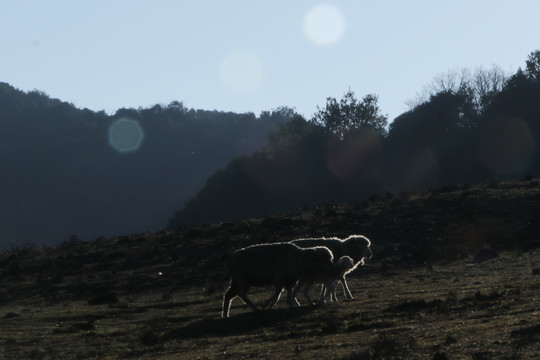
(329, 281), (337, 302)
(292, 293), (301, 307)
(319, 281), (335, 302)
(318, 280), (336, 304)
(291, 281), (306, 307)
(222, 283), (238, 318)
(339, 275), (354, 299)
(330, 280), (338, 302)
(301, 282), (316, 306)
(291, 280), (302, 299)
(262, 286), (283, 309)
(319, 282), (328, 303)
(237, 293), (259, 312)
(320, 280), (329, 303)
(286, 285), (298, 309)
(223, 282), (259, 317)
(222, 287), (234, 318)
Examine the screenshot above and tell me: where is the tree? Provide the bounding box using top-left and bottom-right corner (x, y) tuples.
(470, 65), (508, 113)
(386, 89), (481, 188)
(266, 114), (320, 156)
(525, 50), (540, 82)
(259, 106), (296, 123)
(408, 66), (508, 116)
(312, 89), (388, 139)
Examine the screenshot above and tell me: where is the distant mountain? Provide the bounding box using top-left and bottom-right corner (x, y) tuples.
(0, 82), (294, 249)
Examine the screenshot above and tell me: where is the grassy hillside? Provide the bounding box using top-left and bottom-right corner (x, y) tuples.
(1, 179), (539, 359)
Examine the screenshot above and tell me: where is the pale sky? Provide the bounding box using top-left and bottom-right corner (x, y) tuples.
(1, 0), (539, 122)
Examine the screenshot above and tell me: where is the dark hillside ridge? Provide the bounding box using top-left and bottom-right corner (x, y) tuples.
(169, 52), (540, 229)
(0, 82), (293, 249)
(1, 178), (538, 305)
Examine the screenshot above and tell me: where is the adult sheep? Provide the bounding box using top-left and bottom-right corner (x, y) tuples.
(291, 235), (372, 301)
(222, 242), (335, 318)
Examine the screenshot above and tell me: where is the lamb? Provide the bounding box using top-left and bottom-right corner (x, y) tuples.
(222, 242), (335, 318)
(292, 255), (355, 306)
(291, 235), (372, 301)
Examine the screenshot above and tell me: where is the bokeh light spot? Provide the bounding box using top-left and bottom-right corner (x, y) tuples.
(108, 118), (144, 153)
(220, 50), (265, 93)
(477, 117), (535, 176)
(304, 4), (346, 46)
(326, 129), (383, 183)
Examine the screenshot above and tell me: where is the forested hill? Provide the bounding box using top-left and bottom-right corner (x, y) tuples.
(0, 82), (293, 249)
(3, 50), (540, 249)
(169, 50), (540, 228)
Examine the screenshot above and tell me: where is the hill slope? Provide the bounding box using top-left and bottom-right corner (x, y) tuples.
(0, 179), (539, 358)
(1, 178), (539, 301)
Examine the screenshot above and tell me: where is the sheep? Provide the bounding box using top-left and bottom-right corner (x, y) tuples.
(222, 242), (335, 318)
(291, 235), (372, 301)
(258, 245), (338, 311)
(292, 255), (355, 306)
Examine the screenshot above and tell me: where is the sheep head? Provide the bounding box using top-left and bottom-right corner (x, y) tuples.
(336, 256), (355, 273)
(343, 235), (372, 263)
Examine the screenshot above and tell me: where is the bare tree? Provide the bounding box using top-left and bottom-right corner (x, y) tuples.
(407, 65), (508, 115)
(470, 65), (507, 112)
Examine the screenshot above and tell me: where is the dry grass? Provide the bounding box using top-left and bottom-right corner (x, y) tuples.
(1, 251), (539, 359)
(1, 179), (540, 359)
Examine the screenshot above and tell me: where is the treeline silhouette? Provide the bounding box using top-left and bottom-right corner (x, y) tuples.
(169, 50), (540, 227)
(0, 83), (292, 249)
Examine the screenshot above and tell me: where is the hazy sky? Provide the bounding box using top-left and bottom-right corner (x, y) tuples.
(2, 0), (540, 122)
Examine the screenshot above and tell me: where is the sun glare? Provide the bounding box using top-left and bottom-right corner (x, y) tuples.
(304, 4), (346, 46)
(220, 50), (265, 94)
(108, 118), (145, 153)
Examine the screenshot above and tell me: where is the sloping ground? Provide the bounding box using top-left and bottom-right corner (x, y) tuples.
(0, 179), (539, 358)
(0, 250), (538, 359)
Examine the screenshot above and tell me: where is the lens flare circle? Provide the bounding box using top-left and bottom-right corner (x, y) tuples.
(220, 50), (265, 93)
(108, 118), (144, 153)
(477, 117), (535, 176)
(326, 129), (383, 183)
(304, 4), (346, 46)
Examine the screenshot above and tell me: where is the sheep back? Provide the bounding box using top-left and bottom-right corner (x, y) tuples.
(294, 246), (335, 280)
(226, 242), (306, 287)
(291, 237), (345, 258)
